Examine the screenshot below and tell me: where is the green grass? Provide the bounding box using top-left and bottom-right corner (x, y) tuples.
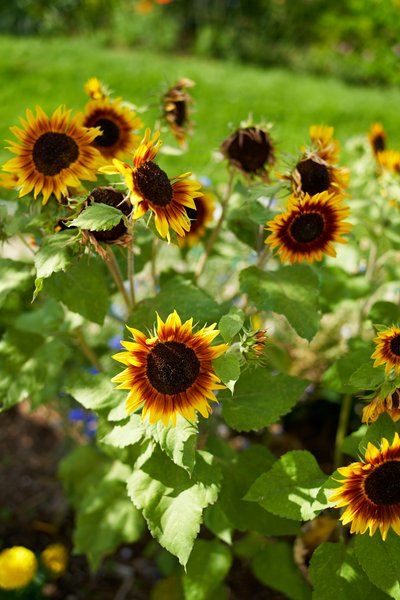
(1, 34), (400, 181)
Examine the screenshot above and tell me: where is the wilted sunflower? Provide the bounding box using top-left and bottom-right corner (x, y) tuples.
(368, 123), (386, 156)
(112, 310), (228, 426)
(220, 125), (275, 179)
(100, 128), (202, 241)
(78, 97), (143, 161)
(362, 388), (400, 424)
(2, 105), (102, 204)
(330, 433), (400, 540)
(371, 326), (400, 376)
(177, 192), (215, 247)
(265, 191), (351, 264)
(163, 78), (194, 147)
(309, 124), (340, 164)
(291, 154), (348, 198)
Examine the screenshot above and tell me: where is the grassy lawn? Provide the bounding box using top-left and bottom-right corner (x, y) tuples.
(1, 34), (399, 181)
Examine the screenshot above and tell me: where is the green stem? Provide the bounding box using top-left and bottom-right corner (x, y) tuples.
(194, 169), (235, 280)
(151, 237), (158, 293)
(333, 393), (353, 469)
(105, 246), (132, 314)
(75, 327), (103, 373)
(127, 227), (136, 309)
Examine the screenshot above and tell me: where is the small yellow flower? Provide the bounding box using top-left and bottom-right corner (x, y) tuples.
(41, 543), (68, 578)
(0, 546), (38, 590)
(371, 326), (400, 376)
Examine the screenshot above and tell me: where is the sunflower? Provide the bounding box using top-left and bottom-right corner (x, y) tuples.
(362, 389), (400, 424)
(177, 192), (215, 247)
(330, 433), (400, 540)
(368, 123), (386, 156)
(220, 125), (276, 180)
(291, 154), (348, 198)
(111, 310), (228, 426)
(78, 97), (143, 161)
(371, 326), (400, 376)
(377, 149), (400, 174)
(265, 191), (351, 264)
(84, 77), (107, 100)
(100, 128), (202, 242)
(163, 78), (194, 147)
(2, 105), (102, 204)
(309, 124), (340, 164)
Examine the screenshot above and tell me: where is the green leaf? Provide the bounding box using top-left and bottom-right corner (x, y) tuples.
(358, 413), (398, 455)
(354, 532), (400, 599)
(213, 353), (241, 393)
(251, 541), (311, 600)
(239, 265), (320, 340)
(66, 372), (123, 412)
(222, 369), (308, 432)
(218, 307), (245, 342)
(102, 415), (147, 448)
(69, 203), (123, 231)
(146, 416), (198, 475)
(182, 539), (232, 600)
(127, 447), (221, 566)
(369, 301), (400, 327)
(34, 230), (76, 280)
(14, 298), (64, 335)
(245, 450), (326, 521)
(44, 255), (110, 324)
(203, 502), (233, 545)
(310, 541), (389, 600)
(323, 343), (374, 394)
(342, 424), (368, 459)
(0, 258), (33, 307)
(349, 362), (386, 390)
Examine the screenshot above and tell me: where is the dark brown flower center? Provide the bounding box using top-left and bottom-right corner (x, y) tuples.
(290, 212), (324, 243)
(390, 335), (400, 357)
(222, 127), (274, 173)
(146, 341), (200, 395)
(170, 100), (187, 127)
(33, 132), (79, 176)
(390, 390), (400, 409)
(364, 460), (400, 505)
(87, 186), (130, 242)
(186, 199), (203, 233)
(136, 161), (173, 207)
(372, 135), (385, 153)
(296, 158), (330, 195)
(94, 118), (120, 147)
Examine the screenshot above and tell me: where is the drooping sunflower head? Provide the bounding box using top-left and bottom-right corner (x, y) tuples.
(330, 433), (400, 540)
(362, 388), (400, 424)
(220, 125), (276, 179)
(85, 186), (132, 243)
(309, 124), (340, 164)
(3, 105), (102, 204)
(100, 128), (203, 242)
(78, 97), (143, 161)
(177, 192), (215, 247)
(111, 310), (228, 426)
(371, 326), (400, 376)
(162, 77), (195, 147)
(84, 77), (108, 100)
(265, 191), (352, 264)
(292, 154), (349, 198)
(368, 123), (386, 156)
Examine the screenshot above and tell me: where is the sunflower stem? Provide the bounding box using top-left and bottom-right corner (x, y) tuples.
(75, 327), (103, 373)
(127, 228), (136, 309)
(334, 393), (353, 469)
(105, 247), (132, 314)
(194, 169), (235, 280)
(151, 237), (159, 292)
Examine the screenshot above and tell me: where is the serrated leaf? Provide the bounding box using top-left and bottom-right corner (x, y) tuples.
(323, 343), (374, 394)
(34, 230), (77, 281)
(183, 539), (232, 600)
(354, 532), (400, 600)
(369, 301), (400, 327)
(69, 203), (123, 231)
(310, 541), (389, 600)
(213, 353), (241, 393)
(239, 265), (320, 340)
(222, 369), (308, 432)
(127, 447), (221, 566)
(66, 372), (123, 412)
(0, 258), (33, 307)
(349, 362), (386, 390)
(245, 450), (326, 521)
(146, 416), (198, 474)
(218, 308), (245, 342)
(102, 415), (146, 448)
(252, 541), (311, 600)
(44, 255), (109, 324)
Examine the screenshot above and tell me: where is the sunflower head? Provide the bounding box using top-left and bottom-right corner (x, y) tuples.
(362, 388), (400, 424)
(265, 191), (352, 264)
(177, 192), (215, 247)
(220, 125), (276, 179)
(0, 546), (38, 590)
(377, 149), (400, 174)
(330, 433), (400, 540)
(292, 154), (349, 198)
(84, 77), (108, 100)
(111, 310), (228, 426)
(3, 105), (102, 204)
(309, 124), (340, 164)
(371, 326), (400, 376)
(163, 78), (195, 147)
(369, 123), (386, 156)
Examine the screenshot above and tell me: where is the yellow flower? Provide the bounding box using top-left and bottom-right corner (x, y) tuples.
(371, 326), (400, 376)
(41, 543), (68, 578)
(265, 191), (352, 264)
(112, 310), (228, 426)
(362, 389), (400, 424)
(2, 105), (102, 204)
(100, 128), (202, 242)
(177, 192), (215, 247)
(0, 546), (38, 590)
(330, 433), (400, 540)
(309, 124), (340, 164)
(84, 77), (107, 100)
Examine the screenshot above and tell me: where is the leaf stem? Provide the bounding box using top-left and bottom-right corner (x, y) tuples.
(105, 246), (132, 313)
(333, 393), (353, 469)
(75, 327), (103, 373)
